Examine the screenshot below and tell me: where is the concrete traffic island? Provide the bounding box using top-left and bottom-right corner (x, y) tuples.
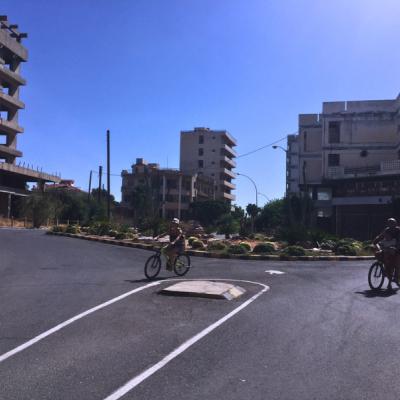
(160, 281), (246, 300)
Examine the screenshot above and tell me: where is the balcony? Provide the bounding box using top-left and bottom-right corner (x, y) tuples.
(221, 168), (236, 179)
(223, 192), (236, 201)
(222, 131), (237, 147)
(326, 160), (400, 180)
(220, 156), (236, 168)
(0, 91), (25, 110)
(222, 144), (237, 158)
(0, 65), (26, 86)
(222, 180), (236, 190)
(0, 119), (23, 134)
(0, 145), (22, 158)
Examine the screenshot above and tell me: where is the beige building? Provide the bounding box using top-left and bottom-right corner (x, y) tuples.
(0, 16), (60, 217)
(180, 127), (237, 202)
(288, 94), (400, 238)
(121, 158), (214, 220)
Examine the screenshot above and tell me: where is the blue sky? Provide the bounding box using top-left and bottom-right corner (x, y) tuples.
(3, 0), (400, 206)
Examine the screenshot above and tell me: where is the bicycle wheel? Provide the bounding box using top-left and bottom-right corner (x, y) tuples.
(174, 254), (191, 276)
(368, 261), (384, 290)
(144, 255), (162, 280)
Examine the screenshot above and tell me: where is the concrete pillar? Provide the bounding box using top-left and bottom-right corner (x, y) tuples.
(7, 193), (11, 219)
(178, 175), (182, 220)
(162, 175), (166, 219)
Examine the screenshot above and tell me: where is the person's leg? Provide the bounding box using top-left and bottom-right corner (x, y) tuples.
(384, 250), (395, 289)
(164, 245), (174, 270)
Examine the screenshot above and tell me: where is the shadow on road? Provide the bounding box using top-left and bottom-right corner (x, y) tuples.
(355, 288), (399, 298)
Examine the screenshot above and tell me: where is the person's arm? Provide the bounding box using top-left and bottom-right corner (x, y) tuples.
(373, 230), (385, 250)
(171, 229), (183, 245)
(154, 232), (167, 240)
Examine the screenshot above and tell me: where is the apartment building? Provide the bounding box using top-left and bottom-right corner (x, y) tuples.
(0, 16), (60, 217)
(121, 158), (214, 220)
(180, 127), (237, 203)
(288, 94), (400, 239)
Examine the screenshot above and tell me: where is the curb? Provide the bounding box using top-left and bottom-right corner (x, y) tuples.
(46, 231), (375, 262)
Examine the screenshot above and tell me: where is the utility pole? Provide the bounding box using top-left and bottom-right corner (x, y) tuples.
(98, 165), (103, 203)
(88, 170), (92, 201)
(107, 130), (111, 221)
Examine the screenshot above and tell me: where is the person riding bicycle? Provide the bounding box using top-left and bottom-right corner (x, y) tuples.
(373, 218), (400, 290)
(155, 218), (185, 270)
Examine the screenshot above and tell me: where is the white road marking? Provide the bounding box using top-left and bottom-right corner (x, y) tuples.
(0, 280), (161, 364)
(103, 279), (269, 400)
(265, 270), (286, 275)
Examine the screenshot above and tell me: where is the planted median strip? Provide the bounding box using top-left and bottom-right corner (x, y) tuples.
(47, 231), (374, 261)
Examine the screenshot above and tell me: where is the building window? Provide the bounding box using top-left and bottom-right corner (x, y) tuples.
(328, 121), (340, 143)
(198, 160), (204, 168)
(317, 188), (332, 201)
(328, 154), (340, 167)
(211, 161), (215, 165)
(198, 148), (204, 156)
(199, 135), (204, 144)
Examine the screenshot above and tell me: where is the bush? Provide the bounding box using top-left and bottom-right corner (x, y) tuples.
(191, 239), (206, 250)
(282, 245), (306, 256)
(115, 232), (129, 240)
(239, 242), (252, 252)
(207, 241), (227, 251)
(335, 245), (357, 256)
(188, 236), (198, 246)
(66, 225), (80, 234)
(228, 244), (248, 254)
(51, 225), (65, 233)
(253, 242), (275, 254)
(320, 240), (337, 250)
(108, 229), (119, 238)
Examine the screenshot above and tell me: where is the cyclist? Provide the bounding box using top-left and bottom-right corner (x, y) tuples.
(155, 218), (185, 270)
(373, 218), (400, 290)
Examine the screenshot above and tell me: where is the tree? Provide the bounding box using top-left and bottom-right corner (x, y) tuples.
(246, 203), (260, 233)
(190, 200), (230, 227)
(216, 213), (240, 238)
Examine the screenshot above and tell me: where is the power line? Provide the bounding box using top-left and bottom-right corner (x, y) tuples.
(236, 134), (295, 159)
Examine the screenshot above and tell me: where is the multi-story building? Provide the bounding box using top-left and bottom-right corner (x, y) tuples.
(0, 16), (60, 217)
(288, 94), (400, 238)
(180, 127), (237, 203)
(121, 158), (214, 220)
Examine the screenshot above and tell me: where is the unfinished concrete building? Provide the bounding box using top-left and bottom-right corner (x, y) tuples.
(180, 127), (237, 202)
(0, 16), (60, 217)
(121, 158), (215, 220)
(288, 93), (400, 239)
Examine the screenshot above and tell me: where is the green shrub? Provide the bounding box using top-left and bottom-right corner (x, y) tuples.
(320, 240), (337, 250)
(282, 245), (306, 256)
(115, 232), (129, 240)
(335, 245), (357, 256)
(253, 242), (275, 254)
(188, 236), (198, 246)
(239, 242), (252, 252)
(228, 244), (248, 254)
(108, 229), (119, 238)
(66, 225), (80, 234)
(51, 225), (65, 233)
(191, 239), (206, 250)
(207, 241), (227, 251)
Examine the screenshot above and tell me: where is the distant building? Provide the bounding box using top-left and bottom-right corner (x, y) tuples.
(121, 158), (214, 220)
(0, 16), (60, 217)
(180, 127), (237, 203)
(44, 180), (84, 193)
(288, 93), (400, 239)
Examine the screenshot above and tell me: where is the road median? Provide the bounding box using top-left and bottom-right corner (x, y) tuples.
(47, 231), (374, 262)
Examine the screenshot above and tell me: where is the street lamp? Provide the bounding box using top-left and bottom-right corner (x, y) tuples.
(272, 145), (287, 153)
(257, 192), (270, 203)
(237, 172), (258, 207)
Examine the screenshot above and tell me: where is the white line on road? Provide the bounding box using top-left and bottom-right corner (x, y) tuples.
(265, 270), (286, 275)
(103, 279), (269, 400)
(0, 280), (161, 364)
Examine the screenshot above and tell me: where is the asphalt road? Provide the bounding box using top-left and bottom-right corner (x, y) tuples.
(1, 229), (399, 400)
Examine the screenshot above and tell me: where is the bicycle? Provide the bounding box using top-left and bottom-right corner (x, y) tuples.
(144, 246), (191, 280)
(368, 260), (398, 290)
